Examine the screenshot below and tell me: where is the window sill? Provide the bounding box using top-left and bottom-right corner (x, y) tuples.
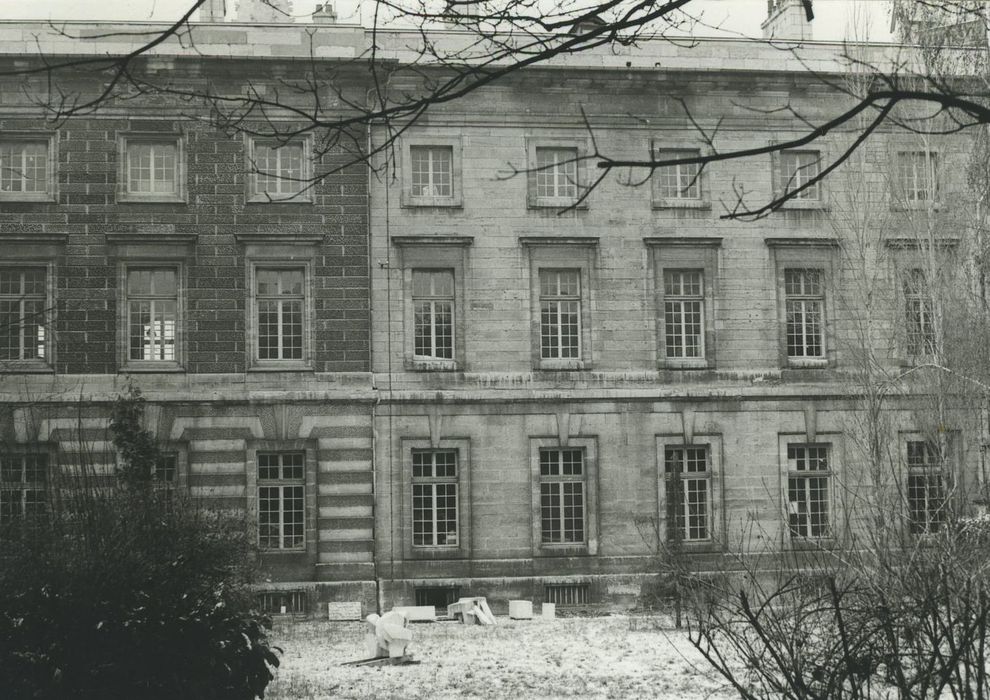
(786, 358), (828, 369)
(660, 359), (710, 370)
(120, 363), (185, 373)
(117, 194), (187, 205)
(776, 199), (827, 211)
(407, 359), (459, 372)
(788, 536), (834, 550)
(529, 198), (587, 210)
(891, 201), (941, 212)
(0, 193), (56, 203)
(538, 359), (588, 371)
(652, 199), (710, 210)
(259, 548), (307, 555)
(248, 363), (313, 373)
(0, 361), (53, 373)
(538, 544), (590, 556)
(401, 198), (462, 208)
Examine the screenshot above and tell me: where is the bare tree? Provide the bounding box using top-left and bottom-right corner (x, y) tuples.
(5, 0), (990, 217)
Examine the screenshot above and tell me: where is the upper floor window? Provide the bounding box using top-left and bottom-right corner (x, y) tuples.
(664, 445), (711, 542)
(248, 139), (311, 201)
(410, 146), (453, 198)
(0, 138), (53, 201)
(539, 448), (585, 545)
(0, 268), (48, 365)
(126, 268), (178, 364)
(412, 270), (454, 361)
(539, 269), (581, 361)
(904, 269), (936, 357)
(534, 147), (578, 202)
(119, 134), (185, 203)
(412, 450), (459, 547)
(656, 148), (701, 201)
(0, 453), (47, 535)
(254, 267), (306, 363)
(257, 452), (305, 550)
(663, 270), (705, 361)
(784, 268), (825, 360)
(907, 440), (946, 534)
(786, 444), (830, 539)
(897, 150), (939, 204)
(775, 150), (821, 201)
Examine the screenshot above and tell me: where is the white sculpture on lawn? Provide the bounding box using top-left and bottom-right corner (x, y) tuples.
(364, 611), (413, 659)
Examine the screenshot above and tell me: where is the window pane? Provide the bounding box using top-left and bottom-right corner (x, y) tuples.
(656, 149), (701, 200)
(777, 150), (821, 200)
(410, 146), (453, 198)
(535, 147), (578, 199)
(1, 141), (48, 194)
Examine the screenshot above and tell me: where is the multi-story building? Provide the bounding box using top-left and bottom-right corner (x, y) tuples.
(0, 19), (378, 613)
(369, 16), (985, 608)
(1, 1), (983, 615)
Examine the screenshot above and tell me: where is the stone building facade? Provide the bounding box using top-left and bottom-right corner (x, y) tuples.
(0, 14), (984, 615)
(0, 21), (377, 612)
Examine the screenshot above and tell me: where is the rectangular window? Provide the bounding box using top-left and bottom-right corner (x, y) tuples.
(0, 268), (47, 363)
(784, 268), (825, 359)
(251, 140), (307, 198)
(907, 441), (946, 534)
(255, 268), (305, 361)
(154, 453), (177, 484)
(544, 583), (591, 606)
(776, 150), (821, 201)
(126, 140), (178, 196)
(787, 444), (830, 538)
(656, 149), (701, 201)
(0, 140), (49, 196)
(0, 454), (47, 533)
(663, 270), (704, 360)
(257, 452), (305, 550)
(904, 269), (935, 356)
(410, 146), (453, 198)
(539, 448), (585, 544)
(258, 590), (307, 615)
(412, 270), (454, 361)
(126, 268), (177, 362)
(539, 269), (581, 360)
(411, 450), (459, 547)
(898, 151), (939, 203)
(535, 147), (578, 201)
(664, 446), (711, 541)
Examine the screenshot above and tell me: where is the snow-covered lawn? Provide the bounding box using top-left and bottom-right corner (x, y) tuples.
(265, 615), (737, 699)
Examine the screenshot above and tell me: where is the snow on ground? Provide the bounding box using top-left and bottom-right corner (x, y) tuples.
(266, 614), (738, 699)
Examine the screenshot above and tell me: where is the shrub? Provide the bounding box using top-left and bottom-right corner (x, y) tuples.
(0, 387), (279, 699)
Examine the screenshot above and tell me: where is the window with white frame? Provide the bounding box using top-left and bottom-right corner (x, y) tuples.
(664, 445), (711, 542)
(897, 151), (939, 203)
(775, 150), (822, 201)
(534, 147), (578, 202)
(784, 268), (825, 359)
(539, 269), (581, 360)
(0, 268), (48, 364)
(126, 268), (178, 363)
(539, 448), (585, 545)
(254, 267), (305, 362)
(121, 136), (182, 200)
(257, 452), (305, 550)
(656, 148), (702, 201)
(412, 450), (459, 547)
(0, 139), (51, 199)
(904, 269), (935, 357)
(663, 270), (704, 361)
(154, 452), (177, 485)
(412, 270), (454, 361)
(786, 444), (830, 539)
(410, 146), (453, 199)
(0, 453), (47, 533)
(906, 440), (946, 534)
(250, 139), (308, 200)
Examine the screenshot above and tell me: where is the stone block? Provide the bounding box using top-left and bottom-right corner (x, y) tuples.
(508, 600), (533, 620)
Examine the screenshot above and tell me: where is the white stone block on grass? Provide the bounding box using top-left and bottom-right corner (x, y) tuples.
(542, 603), (556, 620)
(509, 600), (533, 620)
(391, 605), (436, 622)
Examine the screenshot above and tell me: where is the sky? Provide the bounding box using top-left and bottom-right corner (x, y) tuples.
(0, 0), (896, 42)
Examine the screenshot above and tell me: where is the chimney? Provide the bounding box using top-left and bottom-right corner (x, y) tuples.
(312, 2), (337, 24)
(761, 0), (814, 41)
(197, 0), (227, 21)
